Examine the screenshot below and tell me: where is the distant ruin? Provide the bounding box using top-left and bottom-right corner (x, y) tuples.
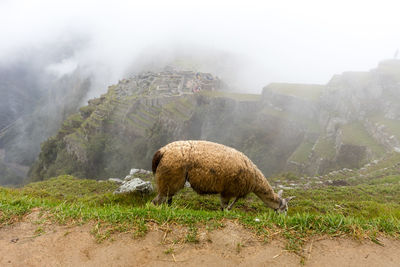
(114, 69), (223, 98)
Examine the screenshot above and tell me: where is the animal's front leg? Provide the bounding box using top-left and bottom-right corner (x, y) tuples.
(167, 196), (173, 205)
(220, 195), (231, 211)
(226, 197), (239, 210)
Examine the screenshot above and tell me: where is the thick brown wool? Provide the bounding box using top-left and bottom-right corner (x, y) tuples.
(152, 140), (281, 210)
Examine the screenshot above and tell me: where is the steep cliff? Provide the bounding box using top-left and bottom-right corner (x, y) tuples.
(285, 60), (400, 175)
(0, 67), (91, 185)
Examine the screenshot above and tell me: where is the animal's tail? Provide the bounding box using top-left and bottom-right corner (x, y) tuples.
(152, 149), (164, 174)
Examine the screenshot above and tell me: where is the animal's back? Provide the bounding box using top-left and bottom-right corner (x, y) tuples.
(159, 140), (258, 197)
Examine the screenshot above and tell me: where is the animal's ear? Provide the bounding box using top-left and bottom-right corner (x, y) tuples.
(277, 190), (283, 198)
(286, 196), (296, 202)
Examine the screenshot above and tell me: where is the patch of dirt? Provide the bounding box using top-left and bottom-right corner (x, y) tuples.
(304, 237), (400, 267)
(1, 211), (399, 266)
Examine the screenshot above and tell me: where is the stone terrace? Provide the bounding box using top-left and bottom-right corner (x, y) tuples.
(114, 69), (222, 98)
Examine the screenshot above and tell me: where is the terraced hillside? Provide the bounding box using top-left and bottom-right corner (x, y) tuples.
(30, 70), (307, 181)
(29, 60), (400, 182)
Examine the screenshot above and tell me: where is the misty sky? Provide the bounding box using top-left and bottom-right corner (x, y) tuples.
(1, 0), (400, 93)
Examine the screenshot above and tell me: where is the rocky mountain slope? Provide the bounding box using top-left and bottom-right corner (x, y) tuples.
(285, 60), (400, 175)
(28, 60), (400, 182)
(0, 64), (91, 185)
(29, 70), (304, 180)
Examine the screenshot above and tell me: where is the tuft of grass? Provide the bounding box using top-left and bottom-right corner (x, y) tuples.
(164, 247), (174, 254)
(185, 225), (199, 243)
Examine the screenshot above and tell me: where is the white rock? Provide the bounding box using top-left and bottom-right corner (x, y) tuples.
(130, 168), (152, 175)
(114, 178), (154, 194)
(278, 185), (293, 189)
(130, 168), (140, 175)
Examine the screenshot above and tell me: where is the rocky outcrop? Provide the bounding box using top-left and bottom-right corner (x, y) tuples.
(364, 119), (400, 152)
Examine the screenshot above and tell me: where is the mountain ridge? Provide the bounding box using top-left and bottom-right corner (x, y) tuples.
(3, 60), (400, 184)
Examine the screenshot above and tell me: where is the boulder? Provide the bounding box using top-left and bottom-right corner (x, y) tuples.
(114, 178), (154, 194)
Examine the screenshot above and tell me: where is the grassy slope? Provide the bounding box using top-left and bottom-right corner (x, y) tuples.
(370, 115), (400, 139)
(199, 90), (261, 101)
(1, 173), (399, 254)
(341, 122), (386, 156)
(314, 137), (336, 160)
(289, 140), (314, 163)
(267, 83), (324, 101)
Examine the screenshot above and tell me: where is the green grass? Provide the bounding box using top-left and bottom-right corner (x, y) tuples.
(1, 174), (400, 255)
(266, 83), (324, 101)
(289, 140), (314, 163)
(341, 122), (386, 156)
(314, 137), (336, 160)
(199, 90), (261, 101)
(370, 115), (400, 139)
(260, 106), (320, 134)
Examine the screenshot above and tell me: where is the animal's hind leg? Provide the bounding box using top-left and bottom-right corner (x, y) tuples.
(220, 195), (231, 211)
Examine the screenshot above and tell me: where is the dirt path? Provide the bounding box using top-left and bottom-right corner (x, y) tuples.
(1, 211), (400, 266)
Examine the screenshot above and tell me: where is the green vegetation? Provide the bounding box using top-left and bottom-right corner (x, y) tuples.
(370, 115), (400, 139)
(341, 122), (386, 156)
(199, 90), (261, 101)
(314, 137), (336, 160)
(266, 83), (324, 101)
(1, 174), (400, 257)
(289, 140), (314, 163)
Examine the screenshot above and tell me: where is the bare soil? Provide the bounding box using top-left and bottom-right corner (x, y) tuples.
(1, 210), (400, 267)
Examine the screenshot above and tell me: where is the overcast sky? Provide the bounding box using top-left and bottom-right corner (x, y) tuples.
(1, 0), (399, 93)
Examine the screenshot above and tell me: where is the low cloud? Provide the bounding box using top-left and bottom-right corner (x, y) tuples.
(1, 0), (399, 95)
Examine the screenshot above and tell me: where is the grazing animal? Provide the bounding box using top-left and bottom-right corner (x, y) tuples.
(151, 140), (295, 213)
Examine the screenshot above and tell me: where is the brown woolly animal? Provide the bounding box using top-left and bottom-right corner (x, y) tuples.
(151, 140), (295, 213)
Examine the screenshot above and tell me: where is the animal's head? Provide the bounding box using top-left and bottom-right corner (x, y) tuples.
(276, 190), (295, 215)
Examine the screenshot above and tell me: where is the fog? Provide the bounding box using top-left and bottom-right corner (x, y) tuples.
(1, 0), (400, 94)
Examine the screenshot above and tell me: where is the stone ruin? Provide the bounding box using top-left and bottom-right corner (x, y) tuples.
(114, 68), (222, 98)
